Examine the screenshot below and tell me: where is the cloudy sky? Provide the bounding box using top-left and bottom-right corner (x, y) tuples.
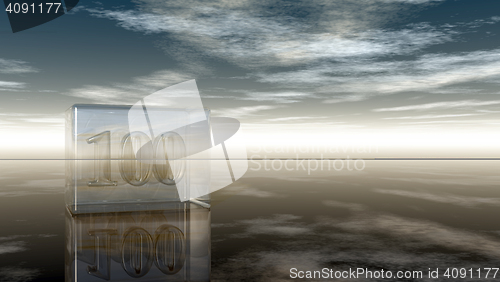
(1, 0), (500, 158)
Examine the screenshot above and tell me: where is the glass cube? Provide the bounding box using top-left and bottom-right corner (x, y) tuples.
(65, 104), (211, 214)
(65, 203), (210, 281)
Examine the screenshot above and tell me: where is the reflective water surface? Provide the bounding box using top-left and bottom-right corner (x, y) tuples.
(66, 204), (209, 281)
(1, 160), (500, 281)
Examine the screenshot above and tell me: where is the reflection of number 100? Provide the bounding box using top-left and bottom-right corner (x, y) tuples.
(86, 131), (186, 187)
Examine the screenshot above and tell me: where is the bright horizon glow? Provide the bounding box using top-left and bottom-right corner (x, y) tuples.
(1, 123), (500, 159)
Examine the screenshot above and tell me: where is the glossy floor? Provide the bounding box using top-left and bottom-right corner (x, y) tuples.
(0, 160), (499, 281)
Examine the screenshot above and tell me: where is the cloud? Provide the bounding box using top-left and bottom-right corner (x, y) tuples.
(20, 118), (64, 125)
(0, 241), (27, 254)
(37, 234), (57, 238)
(243, 92), (315, 103)
(210, 174), (500, 281)
(325, 213), (500, 260)
(381, 0), (443, 2)
(213, 207), (500, 281)
(80, 1), (500, 115)
(0, 81), (25, 88)
(211, 105), (281, 119)
(131, 69), (196, 88)
(382, 113), (484, 119)
(67, 85), (137, 104)
(67, 69), (193, 103)
(375, 189), (500, 207)
(322, 200), (366, 211)
(213, 213), (311, 238)
(373, 100), (500, 112)
(0, 59), (38, 74)
(7, 179), (64, 189)
(0, 114), (65, 133)
(221, 186), (286, 198)
(267, 116), (328, 122)
(396, 119), (500, 125)
(87, 7), (450, 69)
(0, 179), (65, 197)
(0, 267), (39, 282)
(237, 214), (310, 236)
(323, 94), (367, 104)
(0, 235), (29, 241)
(212, 250), (326, 282)
(77, 0), (500, 127)
(379, 176), (500, 186)
(260, 48), (500, 99)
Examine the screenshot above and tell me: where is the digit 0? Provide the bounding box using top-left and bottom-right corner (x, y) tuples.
(153, 132), (186, 185)
(121, 227), (154, 278)
(119, 132), (153, 186)
(154, 224), (186, 274)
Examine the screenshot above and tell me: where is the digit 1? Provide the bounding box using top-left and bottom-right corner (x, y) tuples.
(87, 131), (117, 186)
(87, 229), (117, 280)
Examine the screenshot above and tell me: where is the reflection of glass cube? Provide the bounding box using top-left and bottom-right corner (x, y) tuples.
(65, 104), (211, 214)
(65, 203), (210, 281)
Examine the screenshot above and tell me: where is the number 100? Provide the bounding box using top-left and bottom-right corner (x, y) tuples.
(86, 131), (186, 187)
